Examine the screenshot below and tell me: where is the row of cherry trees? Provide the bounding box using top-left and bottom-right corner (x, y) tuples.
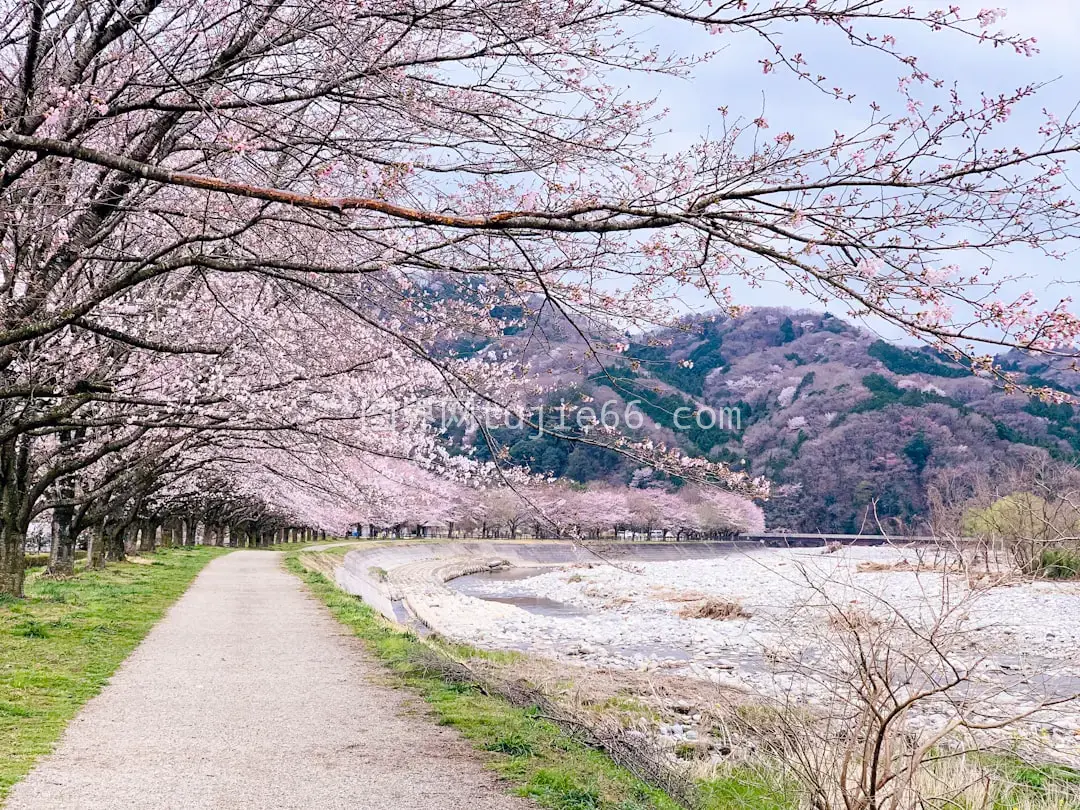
(348, 480), (766, 541)
(1, 1), (1078, 595)
(64, 475), (766, 549)
(66, 486), (328, 567)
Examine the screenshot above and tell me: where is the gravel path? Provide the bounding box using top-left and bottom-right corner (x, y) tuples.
(5, 551), (531, 810)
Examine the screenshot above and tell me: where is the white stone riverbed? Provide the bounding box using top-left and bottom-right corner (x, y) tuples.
(454, 548), (1075, 664)
(446, 545), (1080, 745)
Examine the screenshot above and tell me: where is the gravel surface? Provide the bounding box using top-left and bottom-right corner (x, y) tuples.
(448, 547), (1080, 721)
(455, 546), (1080, 679)
(438, 546), (1080, 759)
(5, 551), (531, 810)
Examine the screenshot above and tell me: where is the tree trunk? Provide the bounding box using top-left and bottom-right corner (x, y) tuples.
(0, 435), (31, 597)
(48, 503), (76, 576)
(140, 521), (158, 553)
(0, 523), (26, 597)
(89, 520), (107, 569)
(47, 430), (78, 576)
(105, 524), (128, 562)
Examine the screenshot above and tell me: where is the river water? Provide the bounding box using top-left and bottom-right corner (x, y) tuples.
(450, 568), (587, 617)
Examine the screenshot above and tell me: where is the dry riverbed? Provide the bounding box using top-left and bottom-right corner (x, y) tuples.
(440, 545), (1080, 760)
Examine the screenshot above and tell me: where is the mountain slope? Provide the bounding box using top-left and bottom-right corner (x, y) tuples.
(461, 308), (1080, 533)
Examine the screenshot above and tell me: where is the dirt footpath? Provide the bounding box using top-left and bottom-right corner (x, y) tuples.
(5, 551), (531, 810)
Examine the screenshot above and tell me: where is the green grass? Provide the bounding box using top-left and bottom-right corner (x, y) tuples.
(699, 766), (797, 810)
(264, 536), (355, 551)
(0, 547), (228, 800)
(980, 754), (1080, 809)
(285, 556), (685, 810)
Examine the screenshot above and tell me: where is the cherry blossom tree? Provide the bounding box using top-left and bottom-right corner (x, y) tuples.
(691, 485), (767, 537)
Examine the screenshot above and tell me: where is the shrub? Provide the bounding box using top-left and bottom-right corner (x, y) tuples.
(1039, 548), (1080, 580)
(964, 492), (1080, 576)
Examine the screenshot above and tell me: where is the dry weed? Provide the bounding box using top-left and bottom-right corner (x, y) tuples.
(856, 558), (913, 573)
(652, 587), (711, 603)
(855, 557), (961, 574)
(826, 605), (880, 631)
(678, 598), (751, 620)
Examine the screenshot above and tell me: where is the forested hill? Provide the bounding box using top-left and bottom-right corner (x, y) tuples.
(461, 308), (1080, 533)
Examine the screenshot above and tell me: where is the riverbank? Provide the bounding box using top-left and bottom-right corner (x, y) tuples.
(305, 542), (1080, 809)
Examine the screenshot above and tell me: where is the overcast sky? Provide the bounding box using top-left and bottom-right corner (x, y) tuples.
(636, 2), (1080, 342)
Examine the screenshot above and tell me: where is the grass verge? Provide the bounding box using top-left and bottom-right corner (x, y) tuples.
(285, 555), (685, 810)
(0, 547), (229, 800)
(264, 536), (357, 551)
